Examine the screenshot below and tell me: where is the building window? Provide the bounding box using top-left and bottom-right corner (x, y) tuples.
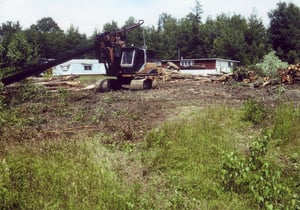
(180, 60), (194, 66)
(84, 65), (92, 71)
(61, 64), (70, 71)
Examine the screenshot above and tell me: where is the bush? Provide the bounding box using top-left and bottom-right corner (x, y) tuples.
(241, 99), (267, 125)
(255, 51), (288, 78)
(221, 130), (298, 209)
(11, 82), (48, 104)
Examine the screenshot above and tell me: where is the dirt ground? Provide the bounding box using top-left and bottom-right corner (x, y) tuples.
(2, 79), (300, 143)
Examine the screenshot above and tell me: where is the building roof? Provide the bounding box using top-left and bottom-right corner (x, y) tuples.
(162, 58), (240, 63)
(60, 59), (99, 65)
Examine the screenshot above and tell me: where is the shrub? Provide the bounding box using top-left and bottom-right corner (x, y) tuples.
(255, 51), (288, 78)
(241, 99), (267, 125)
(9, 82), (48, 104)
(221, 130), (298, 209)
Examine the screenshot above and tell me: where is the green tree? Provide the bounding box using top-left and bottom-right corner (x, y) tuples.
(157, 13), (178, 59)
(29, 17), (65, 59)
(199, 17), (219, 58)
(42, 31), (65, 59)
(268, 2), (300, 63)
(63, 25), (89, 54)
(6, 31), (39, 67)
(102, 21), (119, 33)
(176, 17), (194, 59)
(244, 13), (270, 65)
(0, 30), (39, 78)
(184, 0), (204, 58)
(0, 41), (5, 68)
(123, 17), (144, 48)
(0, 21), (22, 65)
(212, 14), (248, 63)
(31, 17), (62, 33)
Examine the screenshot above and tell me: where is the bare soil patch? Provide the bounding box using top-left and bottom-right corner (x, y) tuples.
(2, 79), (300, 143)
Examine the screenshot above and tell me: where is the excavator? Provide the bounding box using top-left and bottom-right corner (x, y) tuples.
(0, 20), (159, 91)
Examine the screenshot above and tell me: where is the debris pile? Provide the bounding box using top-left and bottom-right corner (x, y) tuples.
(9, 63), (300, 92)
(157, 62), (216, 83)
(278, 64), (300, 85)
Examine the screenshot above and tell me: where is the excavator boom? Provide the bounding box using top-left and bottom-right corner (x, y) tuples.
(1, 46), (95, 86)
(1, 20), (145, 86)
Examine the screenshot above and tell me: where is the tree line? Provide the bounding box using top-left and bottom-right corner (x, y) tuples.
(0, 1), (300, 77)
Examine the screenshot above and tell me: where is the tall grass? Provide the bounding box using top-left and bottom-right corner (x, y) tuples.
(1, 102), (299, 209)
(142, 105), (251, 209)
(141, 102), (300, 209)
(0, 140), (134, 210)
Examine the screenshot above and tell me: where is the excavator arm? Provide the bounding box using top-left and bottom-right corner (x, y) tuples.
(1, 46), (95, 86)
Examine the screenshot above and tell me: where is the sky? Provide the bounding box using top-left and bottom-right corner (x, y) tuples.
(0, 0), (300, 36)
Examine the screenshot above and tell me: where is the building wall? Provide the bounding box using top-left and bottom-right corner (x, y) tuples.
(201, 60), (216, 69)
(216, 60), (234, 74)
(53, 59), (106, 76)
(178, 60), (218, 75)
(180, 60), (215, 69)
(162, 58), (238, 76)
(179, 69), (219, 75)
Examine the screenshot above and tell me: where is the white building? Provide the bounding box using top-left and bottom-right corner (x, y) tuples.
(52, 59), (106, 76)
(162, 58), (240, 75)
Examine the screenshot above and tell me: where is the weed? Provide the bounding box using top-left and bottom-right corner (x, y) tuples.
(272, 102), (300, 145)
(92, 106), (108, 123)
(241, 99), (267, 125)
(73, 107), (86, 122)
(119, 142), (136, 154)
(10, 82), (49, 104)
(102, 92), (117, 104)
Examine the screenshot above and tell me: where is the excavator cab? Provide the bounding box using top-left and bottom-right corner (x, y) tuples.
(120, 48), (145, 74)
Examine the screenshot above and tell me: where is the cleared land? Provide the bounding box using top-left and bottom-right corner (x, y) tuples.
(1, 79), (299, 209)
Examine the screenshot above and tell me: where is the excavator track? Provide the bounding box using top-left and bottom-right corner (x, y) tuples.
(129, 78), (155, 90)
(94, 78), (121, 92)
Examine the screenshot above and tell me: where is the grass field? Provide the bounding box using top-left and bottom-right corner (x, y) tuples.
(0, 83), (299, 209)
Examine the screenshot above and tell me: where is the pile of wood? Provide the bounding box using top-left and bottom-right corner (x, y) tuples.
(157, 67), (211, 83)
(29, 75), (83, 91)
(247, 70), (258, 82)
(157, 62), (219, 83)
(278, 64), (300, 85)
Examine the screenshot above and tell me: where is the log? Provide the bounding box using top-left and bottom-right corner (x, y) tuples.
(278, 63), (300, 84)
(35, 80), (81, 87)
